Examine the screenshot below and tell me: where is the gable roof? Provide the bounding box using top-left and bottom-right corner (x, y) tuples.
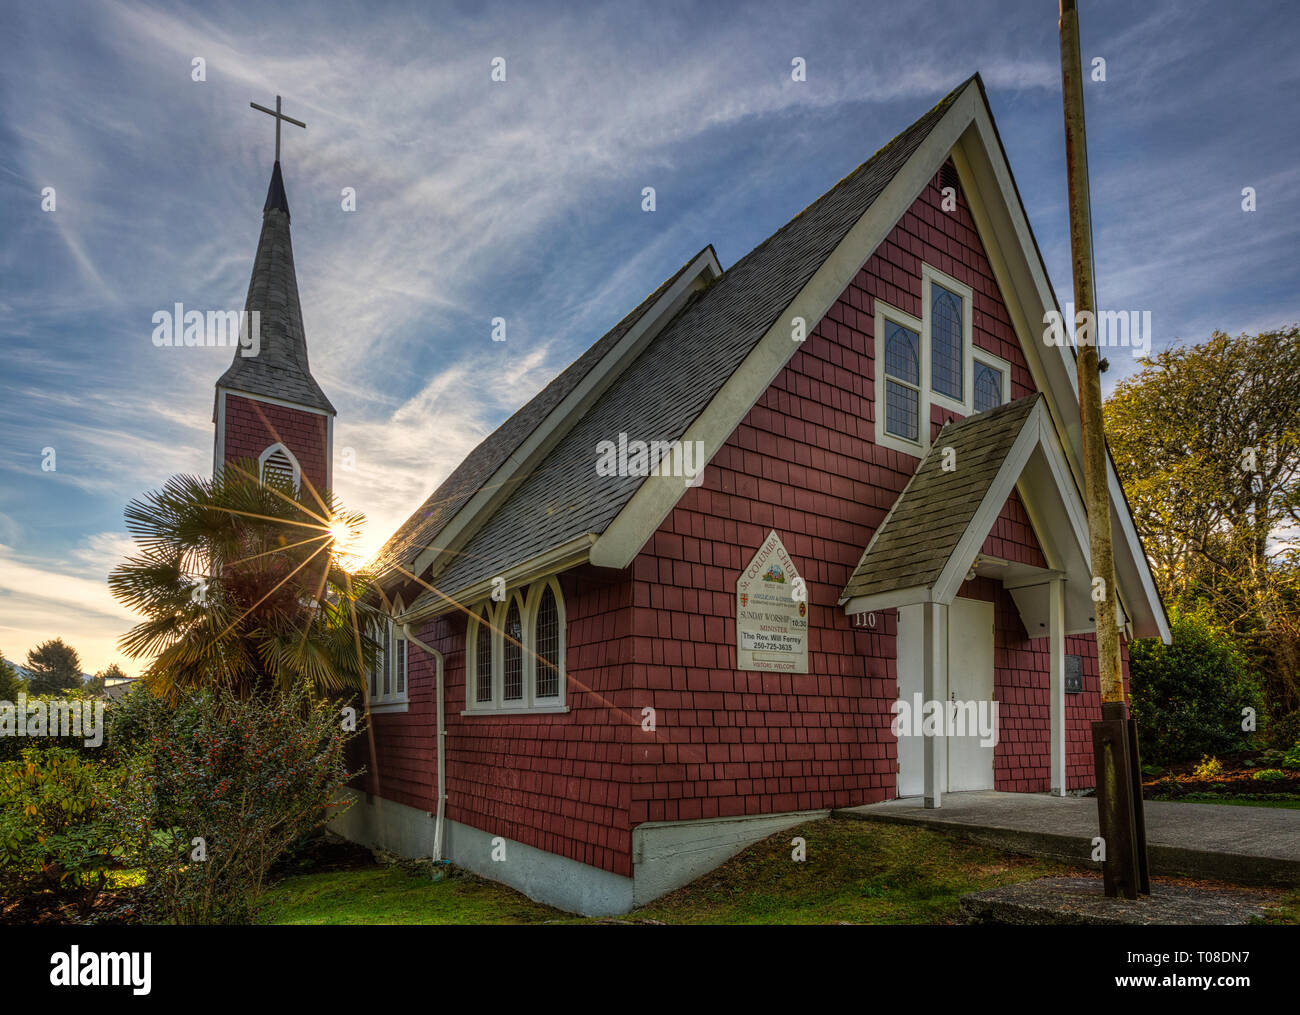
(216, 162), (335, 416)
(388, 78), (969, 612)
(840, 395), (1041, 602)
(369, 245), (720, 578)
(384, 73), (1168, 641)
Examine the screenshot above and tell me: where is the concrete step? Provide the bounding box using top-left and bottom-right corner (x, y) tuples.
(834, 791), (1300, 889)
(960, 876), (1282, 925)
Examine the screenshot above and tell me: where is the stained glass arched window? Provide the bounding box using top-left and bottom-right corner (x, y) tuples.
(973, 361), (1004, 413)
(475, 608), (493, 705)
(931, 283), (963, 399)
(883, 321), (921, 442)
(503, 599), (523, 702)
(534, 584), (560, 700)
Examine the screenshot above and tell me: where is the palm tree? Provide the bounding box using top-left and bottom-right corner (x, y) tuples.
(109, 459), (377, 700)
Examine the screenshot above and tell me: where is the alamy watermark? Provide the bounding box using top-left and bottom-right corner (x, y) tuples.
(891, 693), (1000, 747)
(152, 304), (261, 357)
(1042, 301), (1151, 358)
(0, 695), (105, 748)
(595, 434), (706, 487)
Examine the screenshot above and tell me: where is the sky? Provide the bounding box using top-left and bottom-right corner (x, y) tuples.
(0, 0), (1297, 676)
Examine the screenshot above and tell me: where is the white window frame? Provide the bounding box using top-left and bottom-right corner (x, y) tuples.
(972, 349), (1012, 413)
(463, 577), (569, 716)
(367, 606), (408, 712)
(921, 264), (974, 413)
(875, 263), (1007, 457)
(524, 575), (566, 707)
(258, 441), (302, 492)
(874, 302), (926, 457)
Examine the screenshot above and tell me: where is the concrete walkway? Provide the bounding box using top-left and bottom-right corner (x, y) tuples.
(834, 791), (1300, 888)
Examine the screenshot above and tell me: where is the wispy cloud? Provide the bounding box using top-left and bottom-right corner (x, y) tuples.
(0, 0), (1295, 673)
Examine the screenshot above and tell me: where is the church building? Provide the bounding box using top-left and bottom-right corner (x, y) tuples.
(214, 75), (1169, 916)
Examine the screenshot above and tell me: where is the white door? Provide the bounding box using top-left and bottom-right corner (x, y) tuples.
(946, 597), (995, 792)
(896, 605), (925, 797)
(895, 599), (995, 796)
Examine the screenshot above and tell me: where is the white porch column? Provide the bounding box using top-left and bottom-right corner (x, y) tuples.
(1048, 577), (1067, 796)
(922, 600), (947, 809)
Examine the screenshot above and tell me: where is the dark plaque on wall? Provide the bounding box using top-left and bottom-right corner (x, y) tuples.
(1065, 654), (1083, 693)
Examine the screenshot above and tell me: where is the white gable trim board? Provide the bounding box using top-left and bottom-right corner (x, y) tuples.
(590, 86), (982, 571)
(589, 79), (1167, 642)
(388, 79), (1166, 643)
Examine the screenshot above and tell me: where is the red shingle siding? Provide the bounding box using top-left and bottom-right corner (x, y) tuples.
(222, 393), (330, 493)
(630, 166), (1124, 819)
(355, 566), (637, 877)
(361, 164), (1131, 878)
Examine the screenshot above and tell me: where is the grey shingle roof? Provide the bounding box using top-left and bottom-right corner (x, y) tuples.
(216, 162), (335, 415)
(396, 77), (974, 610)
(369, 248), (713, 578)
(839, 394), (1041, 603)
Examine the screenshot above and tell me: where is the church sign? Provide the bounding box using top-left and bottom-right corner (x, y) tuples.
(736, 530), (809, 673)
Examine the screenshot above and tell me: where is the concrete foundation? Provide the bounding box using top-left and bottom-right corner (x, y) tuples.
(330, 789), (826, 916)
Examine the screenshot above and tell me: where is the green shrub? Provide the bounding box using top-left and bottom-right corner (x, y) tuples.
(1267, 710), (1300, 750)
(110, 682), (359, 925)
(0, 747), (123, 915)
(1130, 608), (1265, 764)
(0, 691), (106, 763)
(1282, 742), (1300, 770)
(1253, 769), (1288, 782)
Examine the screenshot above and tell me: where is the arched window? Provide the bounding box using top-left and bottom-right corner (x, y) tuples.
(502, 598), (523, 702)
(258, 442), (301, 491)
(533, 581), (562, 701)
(473, 606), (493, 705)
(365, 612), (408, 710)
(464, 579), (566, 713)
(930, 283), (963, 400)
(973, 360), (1005, 413)
(883, 320), (921, 443)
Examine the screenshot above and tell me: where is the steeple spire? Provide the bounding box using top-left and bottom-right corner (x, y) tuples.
(264, 160), (290, 219)
(215, 160), (334, 414)
(213, 96), (334, 496)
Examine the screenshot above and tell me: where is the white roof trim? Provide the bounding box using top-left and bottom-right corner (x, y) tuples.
(591, 86), (983, 570)
(398, 533), (595, 624)
(841, 399), (1099, 636)
(590, 79), (1168, 642)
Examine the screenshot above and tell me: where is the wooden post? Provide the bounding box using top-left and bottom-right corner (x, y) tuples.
(1058, 0), (1148, 896)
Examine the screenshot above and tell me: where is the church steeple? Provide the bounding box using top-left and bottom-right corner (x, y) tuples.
(213, 97), (334, 496)
(215, 160), (333, 414)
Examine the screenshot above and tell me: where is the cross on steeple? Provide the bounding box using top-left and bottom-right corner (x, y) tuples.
(250, 94), (306, 163)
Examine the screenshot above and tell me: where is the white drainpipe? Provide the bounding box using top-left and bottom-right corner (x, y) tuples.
(402, 624), (447, 864)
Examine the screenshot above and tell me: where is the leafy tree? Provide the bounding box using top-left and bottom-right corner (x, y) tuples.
(24, 639), (83, 695)
(1106, 327), (1300, 710)
(0, 656), (24, 700)
(88, 663), (127, 698)
(109, 461), (375, 700)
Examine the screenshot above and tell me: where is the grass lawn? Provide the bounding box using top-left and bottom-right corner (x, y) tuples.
(261, 818), (1076, 925)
